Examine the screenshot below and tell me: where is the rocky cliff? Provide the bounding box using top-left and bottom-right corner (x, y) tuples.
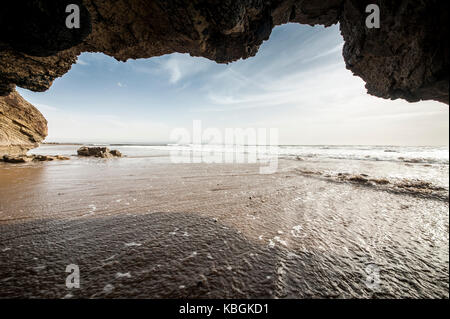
(0, 90), (47, 156)
(0, 0), (448, 154)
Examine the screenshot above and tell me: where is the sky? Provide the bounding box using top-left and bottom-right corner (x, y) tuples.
(18, 23), (449, 146)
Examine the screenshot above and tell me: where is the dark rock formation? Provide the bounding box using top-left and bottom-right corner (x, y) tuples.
(77, 146), (123, 158)
(33, 155), (71, 161)
(1, 155), (33, 163)
(0, 0), (91, 57)
(2, 154), (70, 163)
(109, 149), (123, 157)
(0, 0), (447, 104)
(340, 0), (449, 104)
(0, 90), (47, 156)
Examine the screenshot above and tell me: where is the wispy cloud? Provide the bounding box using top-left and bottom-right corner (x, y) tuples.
(301, 43), (344, 64)
(76, 57), (89, 66)
(128, 53), (213, 85)
(158, 53), (212, 84)
(185, 25), (348, 112)
(35, 103), (59, 112)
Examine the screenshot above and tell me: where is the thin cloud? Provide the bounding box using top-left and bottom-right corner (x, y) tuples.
(35, 103), (59, 112)
(76, 57), (89, 66)
(159, 53), (212, 84)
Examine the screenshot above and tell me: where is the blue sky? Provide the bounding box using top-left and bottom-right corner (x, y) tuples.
(18, 24), (449, 145)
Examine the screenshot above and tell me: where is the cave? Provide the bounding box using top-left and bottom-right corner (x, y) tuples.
(0, 0), (448, 155)
(0, 0), (449, 301)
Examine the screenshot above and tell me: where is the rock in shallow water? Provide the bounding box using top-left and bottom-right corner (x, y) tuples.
(109, 149), (123, 157)
(77, 146), (122, 158)
(33, 155), (70, 161)
(2, 154), (70, 163)
(2, 155), (34, 163)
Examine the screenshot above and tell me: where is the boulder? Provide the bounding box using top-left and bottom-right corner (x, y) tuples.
(2, 155), (34, 163)
(77, 146), (122, 158)
(109, 150), (122, 157)
(33, 155), (70, 161)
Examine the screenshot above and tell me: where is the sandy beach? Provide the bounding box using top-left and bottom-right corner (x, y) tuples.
(0, 145), (448, 298)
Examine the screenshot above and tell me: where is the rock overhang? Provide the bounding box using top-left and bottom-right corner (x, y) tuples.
(0, 0), (448, 104)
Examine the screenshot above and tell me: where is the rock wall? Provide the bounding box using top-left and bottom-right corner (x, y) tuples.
(0, 90), (47, 156)
(340, 0), (449, 104)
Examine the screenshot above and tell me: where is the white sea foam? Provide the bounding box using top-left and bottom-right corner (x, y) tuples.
(30, 144), (449, 165)
(124, 242), (142, 247)
(291, 225), (302, 238)
(103, 284), (114, 293)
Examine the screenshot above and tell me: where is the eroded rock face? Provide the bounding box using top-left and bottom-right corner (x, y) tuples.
(0, 1), (448, 102)
(0, 90), (48, 156)
(340, 0), (449, 104)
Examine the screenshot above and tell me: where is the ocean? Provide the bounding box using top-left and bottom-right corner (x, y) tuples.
(30, 143), (449, 189)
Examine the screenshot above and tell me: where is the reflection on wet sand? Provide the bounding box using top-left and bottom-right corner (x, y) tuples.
(0, 159), (448, 298)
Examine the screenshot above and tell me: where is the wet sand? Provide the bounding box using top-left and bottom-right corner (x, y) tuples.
(0, 157), (448, 298)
